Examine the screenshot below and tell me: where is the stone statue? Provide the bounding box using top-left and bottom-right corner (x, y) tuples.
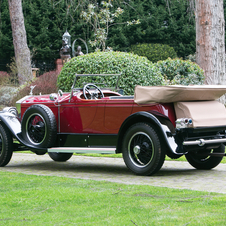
(30, 85), (36, 95)
(74, 46), (84, 57)
(60, 38), (71, 64)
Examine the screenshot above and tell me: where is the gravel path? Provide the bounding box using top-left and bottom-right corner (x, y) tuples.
(1, 153), (226, 194)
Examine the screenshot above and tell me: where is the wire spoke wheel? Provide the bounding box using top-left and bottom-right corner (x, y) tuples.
(48, 152), (73, 162)
(185, 144), (225, 170)
(122, 123), (165, 176)
(128, 132), (154, 167)
(26, 113), (47, 145)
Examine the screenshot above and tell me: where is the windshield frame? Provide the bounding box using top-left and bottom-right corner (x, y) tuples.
(69, 74), (121, 102)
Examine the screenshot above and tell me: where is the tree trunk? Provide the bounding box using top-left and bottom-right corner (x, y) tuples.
(8, 0), (32, 85)
(196, 0), (225, 86)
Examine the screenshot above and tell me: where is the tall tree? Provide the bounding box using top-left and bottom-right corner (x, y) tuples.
(195, 0), (225, 86)
(8, 0), (32, 84)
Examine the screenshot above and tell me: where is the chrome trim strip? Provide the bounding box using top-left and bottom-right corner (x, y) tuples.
(16, 95), (32, 115)
(58, 104), (60, 133)
(48, 147), (116, 154)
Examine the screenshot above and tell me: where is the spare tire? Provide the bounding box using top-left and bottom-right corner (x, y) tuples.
(21, 104), (57, 148)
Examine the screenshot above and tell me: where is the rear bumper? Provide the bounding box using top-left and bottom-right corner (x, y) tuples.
(183, 138), (226, 147)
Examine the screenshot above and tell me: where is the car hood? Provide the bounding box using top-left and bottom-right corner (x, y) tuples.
(18, 93), (70, 104)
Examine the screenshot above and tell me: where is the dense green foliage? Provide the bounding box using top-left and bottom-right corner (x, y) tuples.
(0, 0), (85, 64)
(58, 52), (165, 95)
(58, 52), (205, 94)
(156, 58), (205, 85)
(0, 0), (14, 61)
(130, 43), (177, 63)
(0, 0), (197, 67)
(107, 0), (196, 57)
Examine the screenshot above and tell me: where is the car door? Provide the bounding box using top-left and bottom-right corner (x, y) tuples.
(104, 98), (134, 133)
(59, 94), (100, 133)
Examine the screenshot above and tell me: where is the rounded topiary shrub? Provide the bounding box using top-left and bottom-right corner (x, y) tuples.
(155, 58), (205, 85)
(130, 43), (177, 63)
(58, 51), (165, 95)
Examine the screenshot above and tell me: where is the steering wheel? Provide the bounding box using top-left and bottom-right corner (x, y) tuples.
(83, 83), (104, 100)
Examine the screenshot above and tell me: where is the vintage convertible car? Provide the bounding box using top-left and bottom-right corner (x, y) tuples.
(1, 74), (226, 176)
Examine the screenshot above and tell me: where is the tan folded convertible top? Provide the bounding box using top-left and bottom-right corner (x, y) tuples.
(174, 101), (226, 127)
(134, 85), (226, 104)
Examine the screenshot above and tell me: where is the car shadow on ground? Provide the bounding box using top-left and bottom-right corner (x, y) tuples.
(5, 159), (201, 177)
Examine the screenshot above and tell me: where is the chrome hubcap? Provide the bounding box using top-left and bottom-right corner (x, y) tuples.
(133, 145), (141, 155)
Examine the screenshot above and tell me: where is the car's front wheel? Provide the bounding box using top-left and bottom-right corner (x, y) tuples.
(48, 152), (73, 162)
(185, 144), (225, 169)
(122, 123), (165, 176)
(21, 105), (57, 148)
(0, 123), (13, 167)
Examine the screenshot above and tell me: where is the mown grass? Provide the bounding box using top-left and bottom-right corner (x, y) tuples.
(1, 171), (226, 226)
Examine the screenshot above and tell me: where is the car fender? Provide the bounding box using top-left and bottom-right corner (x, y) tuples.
(0, 111), (21, 136)
(117, 111), (178, 154)
(0, 111), (46, 151)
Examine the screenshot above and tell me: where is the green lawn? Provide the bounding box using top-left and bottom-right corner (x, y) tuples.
(1, 171), (226, 226)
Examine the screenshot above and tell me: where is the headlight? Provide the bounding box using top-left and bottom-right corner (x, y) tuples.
(49, 93), (58, 101)
(3, 107), (18, 116)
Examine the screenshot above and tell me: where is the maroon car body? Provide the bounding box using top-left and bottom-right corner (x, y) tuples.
(0, 74), (226, 175)
(20, 93), (176, 134)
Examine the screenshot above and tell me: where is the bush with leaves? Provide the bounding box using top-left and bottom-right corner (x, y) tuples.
(58, 51), (165, 95)
(155, 58), (204, 85)
(185, 54), (196, 63)
(0, 71), (10, 85)
(0, 86), (19, 107)
(10, 71), (59, 106)
(130, 43), (177, 63)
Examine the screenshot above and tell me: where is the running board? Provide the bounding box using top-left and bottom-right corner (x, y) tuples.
(48, 147), (116, 154)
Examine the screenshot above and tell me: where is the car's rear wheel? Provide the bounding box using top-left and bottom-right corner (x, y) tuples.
(21, 105), (57, 148)
(122, 123), (165, 176)
(48, 152), (73, 162)
(185, 144), (225, 169)
(0, 123), (13, 167)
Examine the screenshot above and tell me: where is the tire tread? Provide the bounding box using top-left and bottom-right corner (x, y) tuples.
(0, 123), (13, 167)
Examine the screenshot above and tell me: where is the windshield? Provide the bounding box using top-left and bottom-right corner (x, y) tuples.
(72, 74), (121, 91)
(69, 74), (121, 102)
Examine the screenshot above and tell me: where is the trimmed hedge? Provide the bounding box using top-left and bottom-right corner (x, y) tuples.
(156, 58), (205, 85)
(58, 51), (165, 95)
(130, 43), (177, 63)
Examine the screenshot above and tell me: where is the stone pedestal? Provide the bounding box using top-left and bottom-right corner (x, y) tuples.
(32, 68), (39, 77)
(55, 59), (63, 72)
